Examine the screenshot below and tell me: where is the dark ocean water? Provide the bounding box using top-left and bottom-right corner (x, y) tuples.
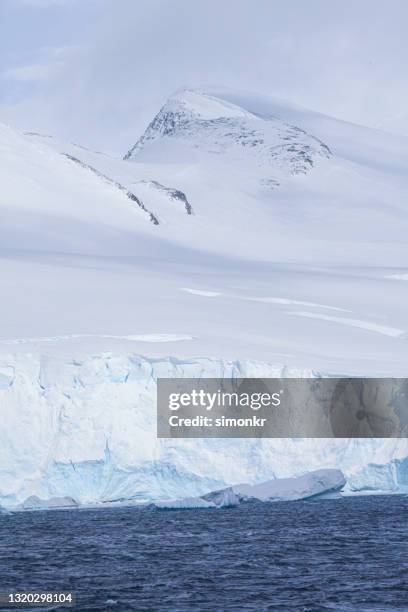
(0, 495), (407, 611)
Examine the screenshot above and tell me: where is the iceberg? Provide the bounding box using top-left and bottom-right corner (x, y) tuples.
(19, 496), (78, 511)
(232, 469), (346, 502)
(202, 487), (240, 508)
(150, 469), (345, 510)
(151, 497), (216, 510)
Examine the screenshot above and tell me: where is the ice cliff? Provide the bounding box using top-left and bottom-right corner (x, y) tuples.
(1, 352), (407, 510)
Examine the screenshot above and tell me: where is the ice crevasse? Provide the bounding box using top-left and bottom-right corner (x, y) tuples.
(0, 352), (407, 509)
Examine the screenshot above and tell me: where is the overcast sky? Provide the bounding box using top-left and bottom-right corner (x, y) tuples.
(1, 0), (407, 153)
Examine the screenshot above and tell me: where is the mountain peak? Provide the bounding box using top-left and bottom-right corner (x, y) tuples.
(165, 89), (257, 121)
(123, 89), (331, 177)
(123, 89), (259, 159)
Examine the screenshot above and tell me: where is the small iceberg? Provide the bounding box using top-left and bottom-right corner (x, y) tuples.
(149, 470), (346, 511)
(19, 495), (79, 511)
(232, 469), (346, 502)
(150, 497), (217, 510)
(202, 487), (240, 508)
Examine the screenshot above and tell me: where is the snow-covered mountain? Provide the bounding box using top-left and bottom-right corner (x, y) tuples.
(124, 89), (332, 176)
(1, 89), (408, 507)
(2, 89), (408, 371)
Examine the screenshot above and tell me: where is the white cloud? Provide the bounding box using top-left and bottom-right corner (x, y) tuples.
(1, 0), (408, 152)
(3, 62), (62, 82)
(14, 0), (78, 6)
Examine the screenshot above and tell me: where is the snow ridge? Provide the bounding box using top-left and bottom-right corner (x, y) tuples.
(63, 154), (159, 225)
(133, 180), (193, 215)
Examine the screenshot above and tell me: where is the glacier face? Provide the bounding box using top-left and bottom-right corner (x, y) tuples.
(1, 351), (407, 509)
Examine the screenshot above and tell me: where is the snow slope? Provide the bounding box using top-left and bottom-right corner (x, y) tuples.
(2, 90), (408, 373)
(1, 88), (408, 506)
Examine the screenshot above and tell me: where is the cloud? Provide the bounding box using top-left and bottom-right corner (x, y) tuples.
(1, 45), (74, 85)
(1, 0), (408, 152)
(3, 62), (62, 82)
(13, 0), (79, 6)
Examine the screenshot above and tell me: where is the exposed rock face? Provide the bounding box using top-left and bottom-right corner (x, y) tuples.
(132, 180), (193, 215)
(63, 154), (159, 225)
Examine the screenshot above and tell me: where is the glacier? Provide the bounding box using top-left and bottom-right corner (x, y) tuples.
(1, 88), (408, 509)
(1, 351), (408, 510)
